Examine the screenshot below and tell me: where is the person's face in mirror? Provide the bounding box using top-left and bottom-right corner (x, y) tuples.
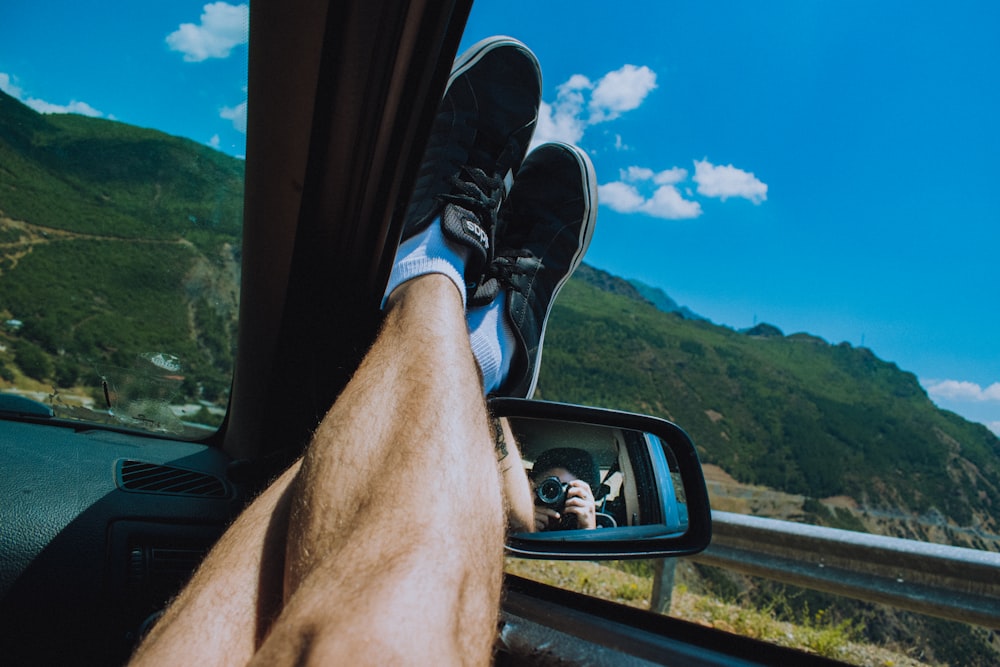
(531, 466), (597, 531)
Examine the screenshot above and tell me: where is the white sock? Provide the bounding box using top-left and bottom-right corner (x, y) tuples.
(382, 216), (469, 308)
(467, 291), (517, 394)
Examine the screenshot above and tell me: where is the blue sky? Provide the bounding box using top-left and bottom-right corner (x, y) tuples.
(460, 1), (1000, 436)
(1, 2), (998, 435)
(0, 1), (248, 155)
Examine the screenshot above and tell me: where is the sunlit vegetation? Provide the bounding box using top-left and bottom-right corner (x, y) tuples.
(506, 558), (936, 666)
(537, 269), (1000, 533)
(0, 89), (241, 425)
(530, 268), (1000, 664)
(3, 75), (998, 663)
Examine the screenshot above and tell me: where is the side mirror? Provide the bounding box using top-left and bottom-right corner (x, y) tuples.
(490, 398), (712, 560)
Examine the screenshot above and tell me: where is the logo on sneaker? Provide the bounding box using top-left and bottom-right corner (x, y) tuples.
(464, 218), (489, 249)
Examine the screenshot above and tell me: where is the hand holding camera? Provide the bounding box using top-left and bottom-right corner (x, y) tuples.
(533, 476), (597, 531)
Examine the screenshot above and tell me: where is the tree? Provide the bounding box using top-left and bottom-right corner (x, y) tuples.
(16, 340), (53, 381)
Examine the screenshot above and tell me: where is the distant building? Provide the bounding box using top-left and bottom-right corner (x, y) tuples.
(4, 319), (23, 331)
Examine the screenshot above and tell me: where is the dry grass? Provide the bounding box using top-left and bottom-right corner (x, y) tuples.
(505, 558), (931, 667)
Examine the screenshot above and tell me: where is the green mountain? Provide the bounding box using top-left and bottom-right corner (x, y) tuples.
(0, 91), (243, 244)
(537, 266), (1000, 539)
(0, 90), (242, 419)
(627, 276), (707, 322)
(2, 91), (998, 543)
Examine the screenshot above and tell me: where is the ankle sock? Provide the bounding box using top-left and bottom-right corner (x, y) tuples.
(467, 291), (517, 394)
(382, 216), (470, 308)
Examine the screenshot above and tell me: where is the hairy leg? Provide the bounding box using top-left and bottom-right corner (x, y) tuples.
(249, 274), (503, 665)
(129, 461), (298, 666)
(131, 275), (505, 666)
(131, 275), (504, 666)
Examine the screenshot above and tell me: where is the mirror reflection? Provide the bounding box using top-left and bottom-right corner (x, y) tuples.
(500, 416), (688, 538)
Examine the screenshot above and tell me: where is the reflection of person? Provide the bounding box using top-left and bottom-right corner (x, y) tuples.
(530, 447), (599, 531)
(129, 36), (597, 666)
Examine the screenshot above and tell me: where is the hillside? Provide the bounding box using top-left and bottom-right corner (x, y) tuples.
(627, 276), (707, 322)
(2, 90), (998, 548)
(537, 266), (1000, 547)
(0, 90), (242, 428)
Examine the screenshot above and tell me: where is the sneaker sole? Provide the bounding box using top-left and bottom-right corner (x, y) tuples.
(448, 35), (541, 93)
(523, 141), (598, 398)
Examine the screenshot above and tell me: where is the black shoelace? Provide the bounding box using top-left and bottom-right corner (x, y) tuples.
(468, 251), (536, 308)
(488, 251), (535, 288)
(439, 165), (503, 221)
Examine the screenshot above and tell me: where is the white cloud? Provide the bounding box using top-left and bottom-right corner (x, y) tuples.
(589, 64), (657, 123)
(599, 167), (702, 220)
(1, 72), (104, 118)
(642, 184), (703, 219)
(654, 168), (688, 185)
(532, 65), (656, 148)
(599, 181), (646, 213)
(208, 134), (221, 149)
(924, 379), (1000, 403)
(167, 2), (249, 62)
(24, 98), (103, 117)
(0, 73), (24, 99)
(622, 166), (654, 182)
(924, 380), (1000, 436)
(621, 165), (687, 185)
(533, 76), (590, 146)
(530, 67), (768, 221)
(220, 100), (247, 133)
(693, 159), (768, 204)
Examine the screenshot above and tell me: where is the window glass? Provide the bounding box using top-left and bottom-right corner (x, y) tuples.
(0, 1), (248, 437)
(461, 2), (1000, 664)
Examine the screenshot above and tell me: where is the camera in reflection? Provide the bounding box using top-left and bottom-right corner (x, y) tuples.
(534, 476), (569, 511)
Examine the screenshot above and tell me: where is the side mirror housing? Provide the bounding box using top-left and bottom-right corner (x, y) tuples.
(489, 398), (712, 560)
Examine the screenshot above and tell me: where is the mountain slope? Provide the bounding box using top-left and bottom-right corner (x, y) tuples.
(0, 89), (243, 245)
(539, 266), (1000, 536)
(627, 277), (707, 321)
(2, 92), (998, 540)
(0, 90), (242, 422)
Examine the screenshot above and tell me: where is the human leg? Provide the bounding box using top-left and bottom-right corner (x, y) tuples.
(250, 275), (502, 665)
(131, 37), (547, 666)
(129, 461), (298, 665)
(132, 275), (504, 666)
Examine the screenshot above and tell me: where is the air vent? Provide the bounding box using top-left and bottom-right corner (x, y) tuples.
(117, 460), (227, 498)
(128, 545), (209, 588)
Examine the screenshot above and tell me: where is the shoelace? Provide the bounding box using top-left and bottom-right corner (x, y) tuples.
(468, 251), (537, 308)
(488, 251), (535, 289)
(439, 165), (503, 221)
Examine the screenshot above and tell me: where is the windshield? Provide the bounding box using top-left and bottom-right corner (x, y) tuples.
(0, 1), (248, 437)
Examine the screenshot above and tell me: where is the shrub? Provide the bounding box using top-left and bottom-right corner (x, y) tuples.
(16, 340), (52, 381)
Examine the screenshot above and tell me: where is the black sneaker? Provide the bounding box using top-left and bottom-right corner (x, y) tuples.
(472, 142), (598, 398)
(400, 36), (542, 298)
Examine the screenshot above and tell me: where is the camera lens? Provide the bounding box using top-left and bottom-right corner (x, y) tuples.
(535, 476), (567, 508)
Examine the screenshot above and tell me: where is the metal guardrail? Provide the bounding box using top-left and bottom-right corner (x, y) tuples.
(686, 510), (1000, 629)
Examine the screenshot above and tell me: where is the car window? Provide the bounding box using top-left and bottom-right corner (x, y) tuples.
(0, 1), (248, 438)
(462, 2), (1000, 665)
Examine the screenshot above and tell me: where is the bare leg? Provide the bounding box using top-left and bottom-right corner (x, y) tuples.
(132, 274), (504, 666)
(256, 275), (503, 664)
(129, 461), (297, 665)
